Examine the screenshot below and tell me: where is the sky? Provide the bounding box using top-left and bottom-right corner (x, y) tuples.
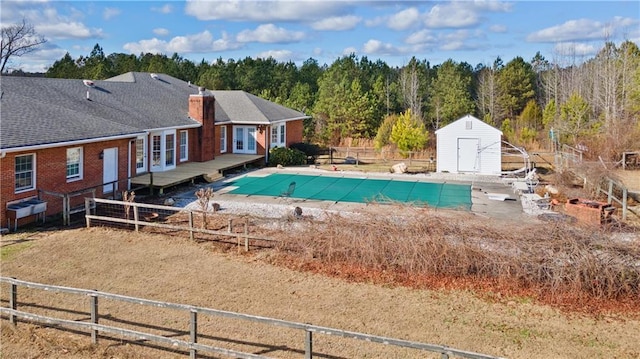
(2, 0), (639, 73)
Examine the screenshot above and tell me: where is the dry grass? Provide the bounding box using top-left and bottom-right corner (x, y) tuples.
(273, 206), (640, 310)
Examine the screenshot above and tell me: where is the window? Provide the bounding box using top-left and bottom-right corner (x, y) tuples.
(220, 125), (227, 153)
(179, 131), (188, 161)
(66, 147), (83, 181)
(135, 137), (146, 172)
(15, 154), (35, 192)
(279, 124), (285, 143)
(150, 130), (177, 171)
(270, 124), (286, 148)
(152, 135), (161, 167)
(165, 133), (175, 166)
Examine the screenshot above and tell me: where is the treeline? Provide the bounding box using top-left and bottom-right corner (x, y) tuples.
(45, 42), (640, 158)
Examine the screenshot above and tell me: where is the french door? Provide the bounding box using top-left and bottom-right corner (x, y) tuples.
(233, 126), (257, 154)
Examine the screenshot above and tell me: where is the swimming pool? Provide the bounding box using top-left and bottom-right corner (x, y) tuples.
(226, 173), (472, 210)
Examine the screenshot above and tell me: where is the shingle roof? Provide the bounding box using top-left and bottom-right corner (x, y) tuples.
(211, 90), (309, 125)
(1, 72), (310, 150)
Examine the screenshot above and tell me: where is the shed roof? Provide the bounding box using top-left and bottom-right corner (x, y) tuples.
(434, 114), (502, 135)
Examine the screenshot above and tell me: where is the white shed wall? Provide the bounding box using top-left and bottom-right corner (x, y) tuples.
(435, 115), (502, 175)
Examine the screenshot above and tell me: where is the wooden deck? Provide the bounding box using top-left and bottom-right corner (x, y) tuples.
(131, 154), (265, 194)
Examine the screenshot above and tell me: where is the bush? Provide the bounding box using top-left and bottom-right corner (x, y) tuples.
(268, 146), (307, 167)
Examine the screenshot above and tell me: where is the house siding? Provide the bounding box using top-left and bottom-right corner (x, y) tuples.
(1, 139), (132, 229)
(435, 115), (502, 175)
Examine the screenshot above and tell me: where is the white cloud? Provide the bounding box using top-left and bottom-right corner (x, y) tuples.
(151, 4), (173, 14)
(387, 7), (420, 31)
(423, 2), (480, 28)
(553, 42), (598, 57)
(256, 49), (293, 62)
(236, 24), (305, 44)
(36, 21), (103, 40)
(405, 29), (437, 45)
(185, 0), (350, 22)
(528, 17), (640, 43)
(6, 45), (67, 73)
(153, 28), (170, 36)
(123, 30), (242, 54)
(102, 7), (121, 20)
(364, 16), (385, 28)
(489, 24), (507, 33)
(342, 46), (358, 56)
(362, 39), (401, 55)
(311, 16), (360, 31)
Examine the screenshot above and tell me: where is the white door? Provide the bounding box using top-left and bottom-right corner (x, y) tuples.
(103, 147), (118, 193)
(457, 138), (479, 173)
(233, 126), (257, 154)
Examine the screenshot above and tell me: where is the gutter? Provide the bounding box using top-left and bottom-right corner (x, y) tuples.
(1, 132), (146, 155)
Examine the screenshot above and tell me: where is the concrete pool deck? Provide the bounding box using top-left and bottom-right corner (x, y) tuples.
(191, 166), (530, 222)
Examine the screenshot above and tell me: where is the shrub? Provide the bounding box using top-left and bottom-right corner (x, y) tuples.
(268, 146), (307, 167)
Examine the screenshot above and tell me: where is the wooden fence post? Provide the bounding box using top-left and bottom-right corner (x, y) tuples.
(228, 218), (232, 233)
(190, 310), (198, 359)
(85, 198), (92, 228)
(133, 205), (139, 232)
(305, 330), (313, 359)
(244, 220), (249, 252)
(188, 212), (194, 241)
(622, 188), (628, 221)
(91, 290), (98, 344)
(9, 279), (17, 325)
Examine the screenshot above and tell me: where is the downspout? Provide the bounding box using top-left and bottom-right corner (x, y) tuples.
(127, 139), (132, 190)
(264, 125), (269, 165)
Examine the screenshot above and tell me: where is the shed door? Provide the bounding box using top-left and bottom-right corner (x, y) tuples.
(457, 138), (479, 173)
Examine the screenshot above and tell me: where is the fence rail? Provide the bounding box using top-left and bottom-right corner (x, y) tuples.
(1, 277), (504, 359)
(85, 198), (275, 251)
(597, 177), (632, 220)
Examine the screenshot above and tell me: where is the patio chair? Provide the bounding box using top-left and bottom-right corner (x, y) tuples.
(279, 181), (296, 198)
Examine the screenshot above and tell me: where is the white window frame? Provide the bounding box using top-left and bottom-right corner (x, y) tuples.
(150, 129), (177, 172)
(179, 130), (188, 161)
(66, 147), (83, 182)
(15, 153), (36, 193)
(270, 123), (286, 148)
(135, 136), (147, 174)
(220, 125), (227, 153)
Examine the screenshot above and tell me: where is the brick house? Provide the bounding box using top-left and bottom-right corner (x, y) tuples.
(1, 72), (309, 230)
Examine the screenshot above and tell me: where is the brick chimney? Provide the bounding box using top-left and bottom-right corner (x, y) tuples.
(189, 87), (215, 162)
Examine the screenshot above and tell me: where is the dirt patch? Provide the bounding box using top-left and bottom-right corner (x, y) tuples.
(2, 227), (640, 359)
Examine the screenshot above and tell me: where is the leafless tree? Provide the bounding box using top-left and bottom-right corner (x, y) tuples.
(1, 18), (46, 73)
(399, 62), (422, 121)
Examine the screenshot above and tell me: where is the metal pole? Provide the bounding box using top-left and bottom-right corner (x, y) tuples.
(9, 280), (17, 325)
(305, 330), (313, 359)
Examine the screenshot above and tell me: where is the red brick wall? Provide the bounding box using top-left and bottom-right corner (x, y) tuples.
(189, 94), (215, 162)
(286, 120), (304, 146)
(1, 139), (133, 228)
(256, 126), (268, 155)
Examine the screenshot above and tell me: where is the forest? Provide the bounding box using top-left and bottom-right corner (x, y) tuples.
(42, 41), (640, 160)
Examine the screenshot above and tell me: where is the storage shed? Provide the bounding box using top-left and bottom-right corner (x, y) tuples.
(435, 115), (502, 175)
